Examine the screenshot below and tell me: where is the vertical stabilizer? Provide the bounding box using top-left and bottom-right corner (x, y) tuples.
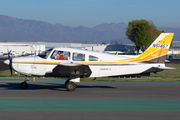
(136, 33), (174, 63)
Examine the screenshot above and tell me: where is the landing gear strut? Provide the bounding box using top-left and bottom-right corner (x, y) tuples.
(20, 78), (29, 90)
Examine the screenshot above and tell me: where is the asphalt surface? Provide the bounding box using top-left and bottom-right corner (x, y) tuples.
(0, 78), (180, 120)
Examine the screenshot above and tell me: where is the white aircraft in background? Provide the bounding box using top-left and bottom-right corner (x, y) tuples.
(4, 33), (174, 91)
(0, 51), (19, 57)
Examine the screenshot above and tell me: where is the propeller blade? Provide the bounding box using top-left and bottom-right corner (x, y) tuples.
(9, 59), (13, 75)
(8, 50), (11, 60)
(7, 49), (13, 75)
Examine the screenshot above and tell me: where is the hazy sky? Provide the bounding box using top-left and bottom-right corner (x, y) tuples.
(0, 0), (179, 28)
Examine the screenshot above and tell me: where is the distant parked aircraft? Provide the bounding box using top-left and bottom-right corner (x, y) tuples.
(0, 50), (11, 56)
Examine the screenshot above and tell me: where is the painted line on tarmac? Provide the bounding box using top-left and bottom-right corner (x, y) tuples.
(0, 81), (21, 82)
(1, 97), (180, 100)
(0, 99), (180, 111)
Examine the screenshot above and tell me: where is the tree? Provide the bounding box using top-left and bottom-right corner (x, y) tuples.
(148, 21), (162, 40)
(126, 19), (162, 54)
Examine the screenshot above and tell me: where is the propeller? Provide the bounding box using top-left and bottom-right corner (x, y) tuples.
(7, 50), (13, 75)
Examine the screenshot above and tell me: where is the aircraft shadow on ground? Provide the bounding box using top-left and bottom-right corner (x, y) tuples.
(0, 83), (116, 91)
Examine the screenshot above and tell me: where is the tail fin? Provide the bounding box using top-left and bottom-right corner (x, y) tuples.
(136, 33), (174, 63)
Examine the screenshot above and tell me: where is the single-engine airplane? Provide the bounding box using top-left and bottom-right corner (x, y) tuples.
(4, 33), (174, 91)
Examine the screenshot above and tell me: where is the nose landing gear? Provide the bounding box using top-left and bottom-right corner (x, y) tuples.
(20, 78), (29, 90)
(20, 82), (28, 90)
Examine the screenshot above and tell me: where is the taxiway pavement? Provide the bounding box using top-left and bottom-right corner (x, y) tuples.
(0, 78), (180, 120)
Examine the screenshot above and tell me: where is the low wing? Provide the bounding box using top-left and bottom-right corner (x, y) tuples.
(51, 61), (92, 78)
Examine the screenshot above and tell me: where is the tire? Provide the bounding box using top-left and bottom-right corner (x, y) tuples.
(66, 82), (76, 91)
(20, 82), (28, 90)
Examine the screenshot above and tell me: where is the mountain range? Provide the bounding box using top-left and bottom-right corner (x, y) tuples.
(0, 15), (179, 44)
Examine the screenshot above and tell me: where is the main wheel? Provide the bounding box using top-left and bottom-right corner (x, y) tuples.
(66, 82), (76, 91)
(20, 82), (28, 90)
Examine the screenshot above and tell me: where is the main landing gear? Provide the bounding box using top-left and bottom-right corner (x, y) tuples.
(65, 78), (80, 91)
(20, 78), (29, 90)
(19, 77), (80, 91)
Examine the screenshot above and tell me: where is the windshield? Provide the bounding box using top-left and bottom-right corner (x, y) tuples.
(38, 48), (53, 59)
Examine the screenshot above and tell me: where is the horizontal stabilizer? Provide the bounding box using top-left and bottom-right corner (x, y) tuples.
(153, 66), (175, 70)
(165, 59), (170, 63)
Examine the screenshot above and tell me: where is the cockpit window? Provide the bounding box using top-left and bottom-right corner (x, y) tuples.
(38, 48), (53, 59)
(73, 52), (85, 61)
(50, 50), (70, 60)
(89, 55), (98, 61)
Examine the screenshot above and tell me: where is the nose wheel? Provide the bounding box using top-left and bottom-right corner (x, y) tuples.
(20, 82), (28, 90)
(20, 78), (29, 90)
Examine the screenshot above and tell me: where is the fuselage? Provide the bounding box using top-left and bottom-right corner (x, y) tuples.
(9, 47), (164, 77)
(3, 33), (174, 91)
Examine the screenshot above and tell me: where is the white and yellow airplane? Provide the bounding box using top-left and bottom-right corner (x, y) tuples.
(4, 33), (174, 91)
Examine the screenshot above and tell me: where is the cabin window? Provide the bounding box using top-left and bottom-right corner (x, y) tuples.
(38, 48), (53, 59)
(89, 55), (98, 61)
(73, 52), (85, 61)
(50, 50), (70, 60)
